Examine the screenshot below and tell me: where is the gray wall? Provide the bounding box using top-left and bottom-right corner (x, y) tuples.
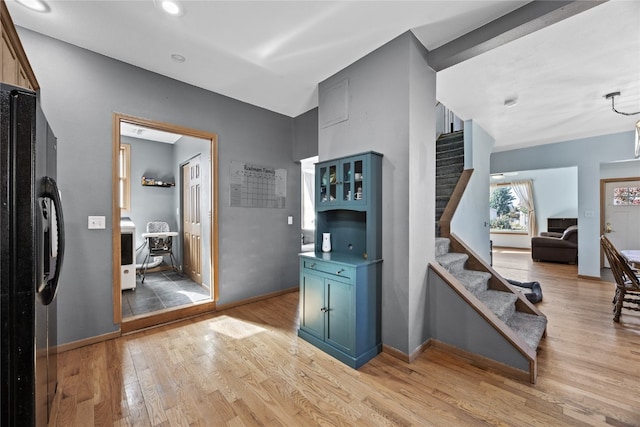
(318, 32), (436, 355)
(293, 107), (318, 161)
(427, 269), (529, 371)
(491, 130), (636, 278)
(123, 135), (177, 263)
(19, 28), (301, 345)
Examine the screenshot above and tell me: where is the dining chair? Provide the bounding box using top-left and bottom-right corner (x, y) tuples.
(600, 235), (640, 322)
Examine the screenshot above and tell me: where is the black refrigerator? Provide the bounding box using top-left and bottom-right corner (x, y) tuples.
(0, 83), (65, 426)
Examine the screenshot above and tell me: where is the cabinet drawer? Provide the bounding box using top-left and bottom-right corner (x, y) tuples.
(302, 259), (354, 280)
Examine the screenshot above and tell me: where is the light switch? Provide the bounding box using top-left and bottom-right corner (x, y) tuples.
(287, 215), (293, 225)
(88, 216), (106, 229)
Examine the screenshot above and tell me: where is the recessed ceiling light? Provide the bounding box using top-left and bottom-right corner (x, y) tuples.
(171, 54), (186, 63)
(156, 0), (184, 16)
(504, 97), (518, 108)
(15, 0), (49, 12)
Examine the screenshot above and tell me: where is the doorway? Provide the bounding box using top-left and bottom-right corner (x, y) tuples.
(112, 113), (218, 333)
(600, 177), (640, 268)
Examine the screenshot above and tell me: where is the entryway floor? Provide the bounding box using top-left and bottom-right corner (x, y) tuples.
(121, 270), (210, 318)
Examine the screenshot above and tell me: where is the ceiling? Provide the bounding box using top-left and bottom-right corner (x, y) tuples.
(7, 1), (640, 151)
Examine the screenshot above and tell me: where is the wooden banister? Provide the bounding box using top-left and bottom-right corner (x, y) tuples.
(439, 168), (473, 238)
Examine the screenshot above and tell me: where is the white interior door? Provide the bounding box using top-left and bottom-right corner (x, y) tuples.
(603, 179), (640, 267)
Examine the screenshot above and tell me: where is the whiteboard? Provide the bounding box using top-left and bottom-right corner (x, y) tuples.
(229, 161), (286, 208)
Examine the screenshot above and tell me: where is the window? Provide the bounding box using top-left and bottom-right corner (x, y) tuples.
(613, 186), (640, 205)
(119, 143), (131, 211)
(489, 184), (528, 232)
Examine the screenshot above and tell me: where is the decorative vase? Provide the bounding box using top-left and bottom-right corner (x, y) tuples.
(322, 233), (331, 252)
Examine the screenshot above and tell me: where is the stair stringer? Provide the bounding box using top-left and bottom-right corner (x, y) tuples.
(448, 233), (546, 318)
(433, 233), (546, 383)
(428, 261), (538, 383)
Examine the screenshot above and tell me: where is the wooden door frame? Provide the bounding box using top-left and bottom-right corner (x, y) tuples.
(112, 113), (219, 333)
(599, 176), (640, 268)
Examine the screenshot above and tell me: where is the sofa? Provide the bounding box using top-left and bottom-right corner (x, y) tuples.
(531, 225), (578, 264)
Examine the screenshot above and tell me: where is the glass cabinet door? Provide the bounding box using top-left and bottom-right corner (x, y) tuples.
(318, 162), (339, 206)
(317, 156), (368, 209)
(342, 162), (352, 201)
(352, 158), (364, 204)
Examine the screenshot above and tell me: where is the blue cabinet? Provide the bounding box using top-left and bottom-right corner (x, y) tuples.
(299, 151), (382, 368)
(298, 254), (381, 368)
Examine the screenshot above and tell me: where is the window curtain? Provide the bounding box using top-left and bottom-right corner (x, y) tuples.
(510, 180), (537, 238)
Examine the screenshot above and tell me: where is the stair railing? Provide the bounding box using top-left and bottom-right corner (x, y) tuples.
(436, 102), (464, 136)
(439, 169), (473, 238)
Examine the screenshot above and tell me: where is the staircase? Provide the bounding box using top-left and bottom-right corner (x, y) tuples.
(432, 124), (546, 382)
(434, 236), (547, 381)
(435, 131), (464, 237)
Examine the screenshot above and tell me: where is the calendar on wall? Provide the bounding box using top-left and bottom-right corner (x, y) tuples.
(229, 161), (287, 208)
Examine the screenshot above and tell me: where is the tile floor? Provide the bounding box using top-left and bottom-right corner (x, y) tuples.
(121, 270), (211, 318)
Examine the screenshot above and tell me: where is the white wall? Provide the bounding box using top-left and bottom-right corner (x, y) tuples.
(491, 131), (635, 277)
(451, 120), (494, 262)
(490, 166), (578, 248)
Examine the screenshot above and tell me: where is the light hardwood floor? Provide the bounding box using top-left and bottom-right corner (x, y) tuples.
(50, 248), (640, 426)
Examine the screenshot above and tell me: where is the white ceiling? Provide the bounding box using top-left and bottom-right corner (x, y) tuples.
(437, 0), (640, 151)
(120, 121), (182, 144)
(7, 1), (640, 151)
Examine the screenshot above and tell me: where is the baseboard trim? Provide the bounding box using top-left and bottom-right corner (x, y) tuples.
(215, 287), (298, 311)
(429, 339), (530, 383)
(56, 287), (299, 353)
(381, 344), (410, 363)
(383, 339), (530, 383)
(382, 339), (433, 363)
(578, 274), (602, 281)
(55, 330), (121, 354)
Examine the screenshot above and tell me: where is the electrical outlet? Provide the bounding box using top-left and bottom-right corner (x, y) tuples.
(88, 216), (106, 229)
(287, 215), (293, 225)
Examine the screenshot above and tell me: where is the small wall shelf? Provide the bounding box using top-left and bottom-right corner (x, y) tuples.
(141, 177), (175, 187)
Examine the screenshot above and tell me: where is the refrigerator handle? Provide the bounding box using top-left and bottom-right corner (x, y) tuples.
(39, 176), (65, 305)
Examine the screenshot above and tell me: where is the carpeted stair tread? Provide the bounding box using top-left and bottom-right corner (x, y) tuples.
(507, 312), (547, 351)
(435, 237), (450, 256)
(436, 163), (464, 177)
(436, 155), (464, 168)
(436, 130), (464, 145)
(451, 270), (491, 294)
(433, 240), (547, 359)
(435, 130), (463, 238)
(474, 290), (518, 322)
(436, 252), (468, 273)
